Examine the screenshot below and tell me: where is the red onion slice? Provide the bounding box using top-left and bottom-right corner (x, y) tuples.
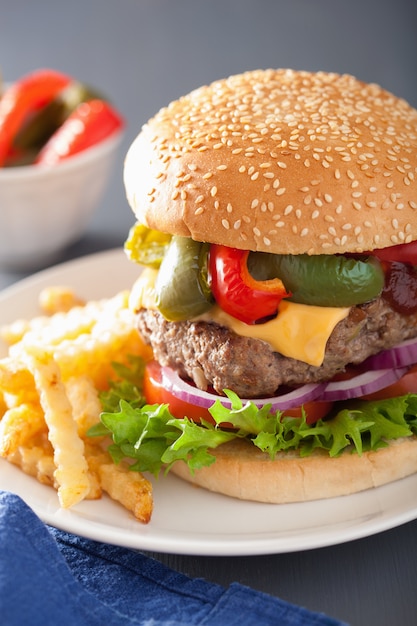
(363, 337), (417, 370)
(320, 367), (409, 402)
(160, 366), (325, 412)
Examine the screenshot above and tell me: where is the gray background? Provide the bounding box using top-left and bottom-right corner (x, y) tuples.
(1, 0), (416, 250)
(1, 2), (417, 624)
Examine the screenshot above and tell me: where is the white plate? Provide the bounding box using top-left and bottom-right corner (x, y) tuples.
(1, 248), (417, 556)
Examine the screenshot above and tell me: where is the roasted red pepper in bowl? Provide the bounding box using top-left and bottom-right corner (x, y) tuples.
(0, 68), (124, 167)
(36, 99), (124, 165)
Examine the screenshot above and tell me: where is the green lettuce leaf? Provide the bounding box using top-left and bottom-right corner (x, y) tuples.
(88, 357), (417, 476)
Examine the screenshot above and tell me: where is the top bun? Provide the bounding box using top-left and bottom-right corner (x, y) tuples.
(124, 69), (417, 255)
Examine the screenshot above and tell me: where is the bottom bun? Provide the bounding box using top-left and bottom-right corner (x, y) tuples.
(170, 437), (417, 503)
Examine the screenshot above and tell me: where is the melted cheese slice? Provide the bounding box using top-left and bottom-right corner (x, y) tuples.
(202, 303), (349, 367)
(130, 268), (350, 367)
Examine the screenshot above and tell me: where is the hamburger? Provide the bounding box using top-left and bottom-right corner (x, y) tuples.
(110, 69), (417, 503)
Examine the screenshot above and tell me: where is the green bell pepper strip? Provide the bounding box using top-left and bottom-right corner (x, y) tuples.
(155, 236), (213, 321)
(248, 252), (385, 307)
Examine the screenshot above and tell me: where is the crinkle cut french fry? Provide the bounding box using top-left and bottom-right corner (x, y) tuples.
(0, 357), (36, 396)
(38, 286), (86, 315)
(23, 344), (91, 509)
(1, 288), (154, 521)
(2, 296), (112, 347)
(8, 440), (56, 488)
(8, 291), (149, 390)
(65, 375), (103, 437)
(0, 392), (6, 418)
(87, 448), (153, 524)
(8, 441), (102, 500)
(0, 403), (46, 456)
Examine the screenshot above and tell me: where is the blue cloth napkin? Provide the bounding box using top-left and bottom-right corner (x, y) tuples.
(0, 491), (347, 625)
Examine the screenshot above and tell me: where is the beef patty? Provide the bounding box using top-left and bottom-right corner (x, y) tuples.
(137, 298), (417, 397)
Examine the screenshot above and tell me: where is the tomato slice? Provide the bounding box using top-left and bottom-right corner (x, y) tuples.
(282, 401), (334, 424)
(208, 244), (290, 324)
(143, 360), (216, 424)
(372, 241), (417, 265)
(360, 365), (417, 401)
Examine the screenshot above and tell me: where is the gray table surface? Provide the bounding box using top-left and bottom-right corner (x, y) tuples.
(1, 1), (417, 623)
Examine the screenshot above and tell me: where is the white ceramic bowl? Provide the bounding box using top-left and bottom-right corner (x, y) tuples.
(0, 130), (123, 270)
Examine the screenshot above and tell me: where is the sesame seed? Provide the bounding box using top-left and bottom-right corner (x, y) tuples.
(210, 186), (218, 197)
(222, 219), (230, 229)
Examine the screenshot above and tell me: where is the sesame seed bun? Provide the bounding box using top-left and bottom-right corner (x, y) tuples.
(124, 69), (417, 255)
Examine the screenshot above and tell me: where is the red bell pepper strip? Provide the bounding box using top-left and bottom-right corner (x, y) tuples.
(371, 241), (417, 265)
(208, 244), (291, 324)
(0, 68), (71, 165)
(35, 99), (124, 165)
